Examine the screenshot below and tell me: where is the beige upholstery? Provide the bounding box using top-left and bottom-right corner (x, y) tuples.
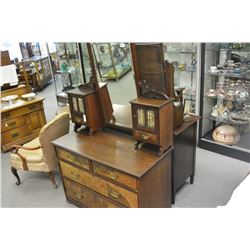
(10, 112), (69, 174)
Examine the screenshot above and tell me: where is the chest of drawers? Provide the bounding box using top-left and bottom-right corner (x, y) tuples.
(1, 98), (46, 152)
(53, 130), (173, 208)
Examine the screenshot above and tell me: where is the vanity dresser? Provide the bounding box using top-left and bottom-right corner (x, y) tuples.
(53, 130), (173, 208)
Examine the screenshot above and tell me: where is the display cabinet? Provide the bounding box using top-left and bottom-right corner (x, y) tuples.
(92, 43), (132, 81)
(52, 43), (83, 91)
(164, 43), (201, 115)
(21, 56), (52, 91)
(48, 43), (93, 106)
(199, 43), (250, 162)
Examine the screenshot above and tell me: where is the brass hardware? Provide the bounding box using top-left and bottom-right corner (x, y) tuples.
(107, 171), (118, 180)
(29, 105), (36, 110)
(74, 193), (83, 199)
(11, 133), (19, 138)
(70, 172), (79, 179)
(141, 134), (150, 140)
(109, 190), (120, 199)
(2, 113), (10, 119)
(7, 121), (16, 127)
(68, 155), (79, 164)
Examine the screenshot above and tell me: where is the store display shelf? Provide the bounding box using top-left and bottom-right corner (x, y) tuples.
(205, 94), (250, 103)
(201, 130), (250, 154)
(102, 66), (131, 80)
(210, 115), (249, 127)
(207, 71), (250, 80)
(165, 50), (197, 54)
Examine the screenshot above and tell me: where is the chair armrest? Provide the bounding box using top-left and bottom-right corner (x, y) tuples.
(11, 145), (42, 151)
(10, 145), (41, 171)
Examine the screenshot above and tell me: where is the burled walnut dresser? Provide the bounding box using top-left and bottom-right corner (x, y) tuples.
(53, 130), (173, 208)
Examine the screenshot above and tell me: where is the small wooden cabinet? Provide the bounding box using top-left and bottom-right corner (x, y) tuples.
(1, 98), (46, 152)
(67, 85), (103, 134)
(130, 97), (174, 155)
(53, 130), (173, 208)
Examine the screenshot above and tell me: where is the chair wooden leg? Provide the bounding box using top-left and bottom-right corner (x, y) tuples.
(48, 171), (58, 189)
(11, 167), (21, 185)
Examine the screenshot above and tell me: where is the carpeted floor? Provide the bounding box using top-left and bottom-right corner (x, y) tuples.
(1, 73), (249, 208)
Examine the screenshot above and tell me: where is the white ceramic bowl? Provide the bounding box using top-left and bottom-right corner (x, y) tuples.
(22, 93), (36, 100)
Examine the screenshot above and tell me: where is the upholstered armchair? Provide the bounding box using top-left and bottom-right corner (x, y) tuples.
(10, 112), (70, 189)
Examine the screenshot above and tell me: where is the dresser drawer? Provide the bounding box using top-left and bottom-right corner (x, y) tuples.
(60, 161), (138, 207)
(2, 103), (43, 120)
(64, 179), (122, 208)
(57, 148), (90, 171)
(92, 161), (137, 190)
(134, 130), (157, 144)
(2, 126), (29, 145)
(1, 116), (25, 133)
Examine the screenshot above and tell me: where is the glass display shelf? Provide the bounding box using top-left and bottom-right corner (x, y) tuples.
(92, 43), (132, 81)
(207, 71), (250, 80)
(210, 115), (249, 127)
(205, 94), (249, 103)
(201, 131), (250, 154)
(47, 43), (93, 106)
(199, 42), (250, 162)
(164, 43), (200, 114)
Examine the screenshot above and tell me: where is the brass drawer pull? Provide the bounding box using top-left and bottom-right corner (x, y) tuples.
(11, 133), (19, 138)
(109, 190), (120, 199)
(141, 134), (150, 140)
(68, 155), (79, 163)
(6, 121), (16, 128)
(70, 172), (79, 179)
(74, 192), (83, 199)
(2, 113), (10, 119)
(107, 172), (118, 181)
(29, 105), (37, 110)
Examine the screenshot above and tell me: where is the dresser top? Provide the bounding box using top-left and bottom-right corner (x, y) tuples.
(53, 130), (173, 178)
(130, 97), (174, 108)
(0, 97), (45, 113)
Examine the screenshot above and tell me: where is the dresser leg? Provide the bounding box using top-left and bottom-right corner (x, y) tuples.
(190, 175), (194, 184)
(172, 193), (176, 204)
(111, 115), (116, 124)
(48, 171), (58, 189)
(88, 128), (94, 135)
(158, 147), (164, 156)
(74, 124), (81, 132)
(11, 167), (21, 185)
(134, 141), (140, 150)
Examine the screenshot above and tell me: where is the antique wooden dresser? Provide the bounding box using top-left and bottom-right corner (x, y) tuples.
(1, 97), (46, 151)
(53, 130), (173, 208)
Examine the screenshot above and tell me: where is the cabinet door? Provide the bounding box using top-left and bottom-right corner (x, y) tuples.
(69, 96), (87, 124)
(133, 105), (157, 132)
(26, 110), (45, 132)
(146, 109), (156, 130)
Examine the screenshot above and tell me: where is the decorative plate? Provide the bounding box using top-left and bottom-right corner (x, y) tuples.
(1, 95), (18, 102)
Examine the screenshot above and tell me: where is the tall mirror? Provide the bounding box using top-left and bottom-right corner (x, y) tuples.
(91, 43), (137, 131)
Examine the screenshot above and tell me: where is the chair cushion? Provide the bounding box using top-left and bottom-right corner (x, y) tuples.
(10, 137), (49, 171)
(10, 137), (44, 164)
